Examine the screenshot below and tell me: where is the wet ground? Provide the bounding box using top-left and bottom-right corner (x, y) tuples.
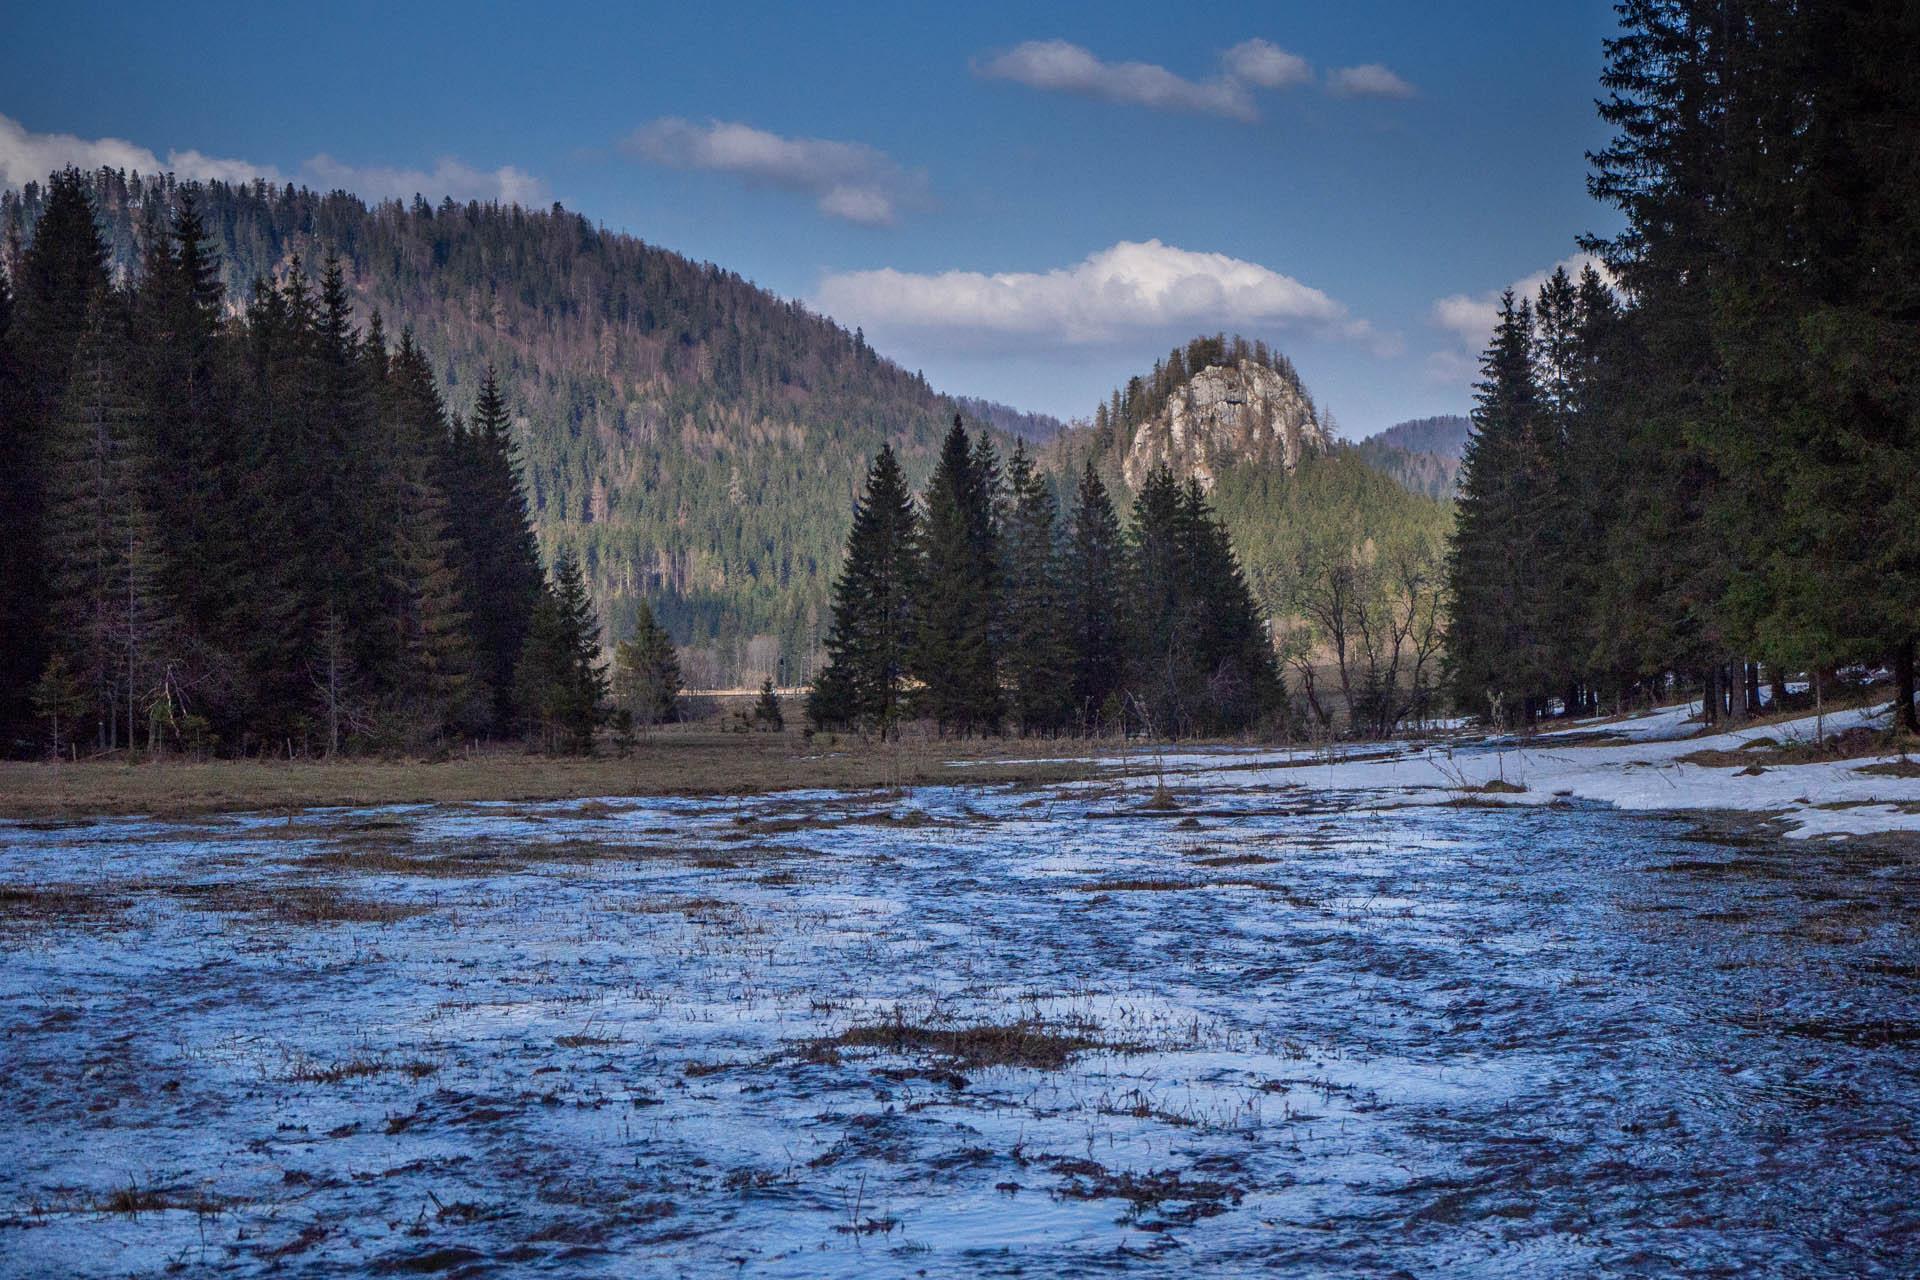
(2, 768), (1916, 1277)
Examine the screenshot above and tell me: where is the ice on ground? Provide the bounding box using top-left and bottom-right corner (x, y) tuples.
(2, 766), (1916, 1277)
(1079, 701), (1920, 840)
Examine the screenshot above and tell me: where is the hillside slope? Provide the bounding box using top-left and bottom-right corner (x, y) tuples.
(1037, 338), (1454, 651)
(4, 171), (977, 687)
(1355, 414), (1470, 499)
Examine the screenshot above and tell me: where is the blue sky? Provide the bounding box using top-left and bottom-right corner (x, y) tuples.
(5, 0), (1622, 437)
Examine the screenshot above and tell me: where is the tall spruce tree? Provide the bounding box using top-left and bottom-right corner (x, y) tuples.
(1064, 460), (1126, 729)
(5, 169), (110, 739)
(910, 418), (1003, 735)
(42, 308), (168, 754)
(514, 546), (606, 754)
(1446, 293), (1563, 723)
(447, 367), (545, 733)
(808, 444), (917, 735)
(1001, 441), (1073, 735)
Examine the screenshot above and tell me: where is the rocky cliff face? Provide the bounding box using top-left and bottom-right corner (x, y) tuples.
(1123, 359), (1328, 491)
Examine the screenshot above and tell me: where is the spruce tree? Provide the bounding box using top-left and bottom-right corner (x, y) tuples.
(5, 169), (110, 738)
(910, 418), (1002, 735)
(809, 445), (916, 735)
(514, 546), (606, 753)
(448, 367), (546, 733)
(613, 598), (681, 729)
(1063, 460), (1126, 730)
(1001, 441), (1072, 735)
(42, 308), (166, 754)
(1445, 293), (1562, 723)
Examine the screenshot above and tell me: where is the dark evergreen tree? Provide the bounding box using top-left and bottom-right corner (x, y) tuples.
(514, 546), (606, 753)
(1445, 293), (1562, 723)
(753, 677), (784, 732)
(447, 367), (545, 733)
(909, 418), (1003, 735)
(5, 169), (110, 740)
(1063, 460), (1126, 729)
(42, 308), (167, 754)
(1001, 441), (1072, 735)
(613, 598), (681, 729)
(808, 445), (916, 735)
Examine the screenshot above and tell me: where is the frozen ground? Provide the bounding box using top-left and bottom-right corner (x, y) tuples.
(2, 734), (1917, 1276)
(1139, 700), (1920, 840)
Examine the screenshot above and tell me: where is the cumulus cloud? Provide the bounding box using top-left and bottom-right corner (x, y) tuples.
(1425, 252), (1615, 383)
(815, 239), (1387, 355)
(1223, 38), (1312, 91)
(306, 153), (548, 206)
(1326, 64), (1417, 100)
(0, 111), (286, 190)
(621, 118), (928, 228)
(974, 39), (1261, 120)
(0, 112), (549, 207)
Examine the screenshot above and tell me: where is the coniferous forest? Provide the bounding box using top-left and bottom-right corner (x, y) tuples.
(1444, 0), (1920, 733)
(0, 169), (974, 696)
(808, 418), (1287, 739)
(0, 171), (571, 757)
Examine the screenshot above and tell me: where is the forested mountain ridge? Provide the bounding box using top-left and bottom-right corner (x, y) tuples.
(1355, 415), (1470, 499)
(2, 171), (979, 688)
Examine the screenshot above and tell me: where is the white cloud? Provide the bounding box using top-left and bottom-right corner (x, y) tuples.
(1327, 64), (1417, 100)
(974, 39), (1259, 120)
(621, 118), (927, 227)
(0, 112), (286, 190)
(1425, 252), (1616, 384)
(1223, 38), (1312, 91)
(0, 112), (549, 207)
(815, 239), (1387, 354)
(306, 153), (548, 206)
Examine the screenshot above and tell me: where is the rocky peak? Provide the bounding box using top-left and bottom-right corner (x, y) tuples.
(1123, 359), (1327, 491)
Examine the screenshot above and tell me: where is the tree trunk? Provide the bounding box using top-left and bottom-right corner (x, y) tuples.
(1768, 665), (1787, 710)
(1701, 667), (1717, 726)
(1896, 635), (1918, 735)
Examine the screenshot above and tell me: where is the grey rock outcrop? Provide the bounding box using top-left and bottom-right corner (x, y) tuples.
(1122, 359), (1328, 491)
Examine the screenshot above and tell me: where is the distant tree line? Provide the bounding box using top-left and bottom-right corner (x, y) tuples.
(809, 418), (1287, 739)
(1447, 0), (1920, 732)
(0, 170), (611, 757)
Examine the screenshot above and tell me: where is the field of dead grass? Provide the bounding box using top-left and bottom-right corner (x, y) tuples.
(0, 730), (1109, 820)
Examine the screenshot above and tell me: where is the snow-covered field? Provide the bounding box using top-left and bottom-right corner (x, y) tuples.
(1133, 699), (1920, 840)
(2, 711), (1917, 1276)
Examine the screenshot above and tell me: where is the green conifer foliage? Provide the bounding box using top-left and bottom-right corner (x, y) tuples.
(514, 546), (606, 754)
(1445, 293), (1563, 723)
(1001, 442), (1073, 735)
(447, 367), (546, 733)
(42, 310), (166, 754)
(5, 169), (111, 735)
(613, 599), (682, 729)
(1063, 461), (1126, 729)
(808, 445), (916, 735)
(911, 418), (1003, 735)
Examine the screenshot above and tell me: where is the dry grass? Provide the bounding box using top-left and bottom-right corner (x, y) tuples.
(1680, 726), (1920, 769)
(165, 882), (428, 925)
(804, 1018), (1124, 1070)
(0, 733), (1107, 820)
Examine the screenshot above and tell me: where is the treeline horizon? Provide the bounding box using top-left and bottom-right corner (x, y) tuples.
(1446, 0), (1920, 732)
(0, 169), (596, 758)
(809, 418), (1288, 740)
